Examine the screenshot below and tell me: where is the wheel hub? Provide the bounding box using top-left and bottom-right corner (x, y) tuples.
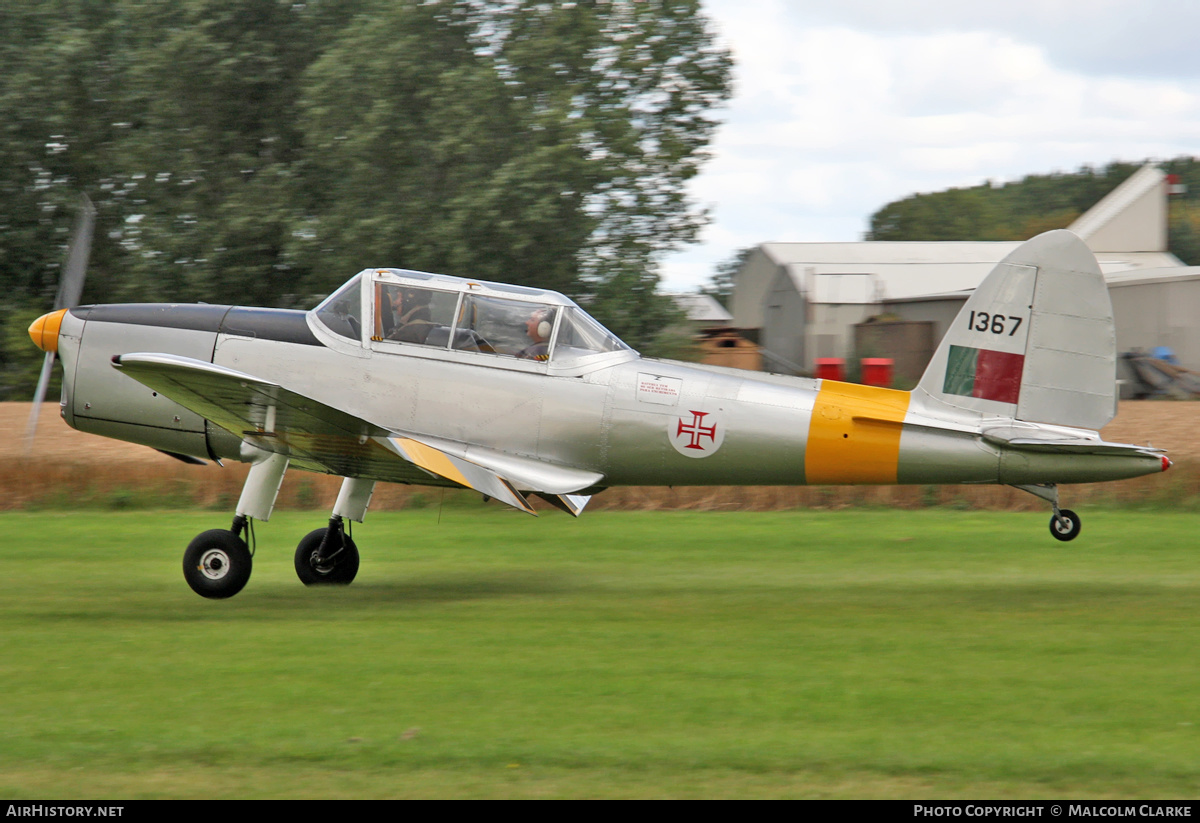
(309, 551), (336, 575)
(198, 548), (232, 580)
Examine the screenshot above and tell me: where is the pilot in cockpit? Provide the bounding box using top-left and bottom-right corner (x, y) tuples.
(386, 287), (436, 344)
(517, 307), (554, 361)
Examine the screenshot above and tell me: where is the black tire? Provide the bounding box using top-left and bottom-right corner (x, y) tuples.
(183, 529), (252, 599)
(294, 528), (360, 586)
(1050, 509), (1082, 542)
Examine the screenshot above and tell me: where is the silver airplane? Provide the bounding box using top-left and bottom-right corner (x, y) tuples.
(28, 229), (1170, 599)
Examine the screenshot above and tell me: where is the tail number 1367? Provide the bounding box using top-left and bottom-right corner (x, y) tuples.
(968, 311), (1023, 336)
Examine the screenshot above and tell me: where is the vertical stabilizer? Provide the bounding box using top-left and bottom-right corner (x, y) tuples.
(915, 230), (1116, 430)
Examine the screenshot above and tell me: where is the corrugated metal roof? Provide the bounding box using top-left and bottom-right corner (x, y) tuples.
(1094, 252), (1181, 272)
(761, 240), (1021, 266)
(1105, 265), (1200, 286)
(883, 263), (1200, 302)
(781, 256), (1005, 302)
(770, 246), (1180, 303)
(669, 292), (733, 322)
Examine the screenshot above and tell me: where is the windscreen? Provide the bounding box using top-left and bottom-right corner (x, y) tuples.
(313, 275), (363, 341)
(553, 307), (631, 362)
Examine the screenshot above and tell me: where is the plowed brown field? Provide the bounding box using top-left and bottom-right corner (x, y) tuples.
(2, 400), (1197, 512)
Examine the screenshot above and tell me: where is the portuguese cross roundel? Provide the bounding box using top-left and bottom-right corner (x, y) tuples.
(669, 407), (725, 458)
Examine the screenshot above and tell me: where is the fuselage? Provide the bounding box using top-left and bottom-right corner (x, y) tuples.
(46, 300), (1165, 490)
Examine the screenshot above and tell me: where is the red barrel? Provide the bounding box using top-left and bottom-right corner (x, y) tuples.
(815, 358), (845, 381)
(860, 357), (893, 387)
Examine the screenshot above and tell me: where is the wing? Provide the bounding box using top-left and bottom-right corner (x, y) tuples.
(112, 353), (601, 516)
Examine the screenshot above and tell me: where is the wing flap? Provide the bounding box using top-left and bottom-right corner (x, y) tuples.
(389, 436), (536, 514)
(401, 432), (604, 495)
(533, 493), (592, 517)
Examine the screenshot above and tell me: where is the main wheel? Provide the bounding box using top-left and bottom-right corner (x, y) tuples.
(1050, 509), (1081, 542)
(183, 529), (252, 599)
(294, 528), (360, 586)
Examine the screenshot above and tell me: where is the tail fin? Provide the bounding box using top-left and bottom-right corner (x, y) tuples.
(915, 230), (1116, 430)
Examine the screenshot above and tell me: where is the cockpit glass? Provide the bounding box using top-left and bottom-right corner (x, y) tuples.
(554, 307), (631, 362)
(457, 295), (558, 360)
(313, 275), (363, 341)
(374, 283), (459, 348)
(338, 269), (632, 365)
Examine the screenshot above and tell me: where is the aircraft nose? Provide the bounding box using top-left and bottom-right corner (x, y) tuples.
(29, 308), (67, 353)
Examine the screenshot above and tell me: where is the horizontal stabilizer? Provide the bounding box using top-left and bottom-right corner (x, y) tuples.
(982, 427), (1164, 457)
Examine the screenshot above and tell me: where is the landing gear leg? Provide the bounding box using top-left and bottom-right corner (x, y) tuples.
(295, 477), (374, 587)
(1011, 483), (1082, 542)
(182, 451), (288, 599)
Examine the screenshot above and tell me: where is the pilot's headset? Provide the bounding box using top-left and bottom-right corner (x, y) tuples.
(533, 308), (553, 340)
(402, 288), (431, 308)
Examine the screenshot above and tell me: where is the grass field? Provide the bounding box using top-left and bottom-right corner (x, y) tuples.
(2, 508), (1199, 799)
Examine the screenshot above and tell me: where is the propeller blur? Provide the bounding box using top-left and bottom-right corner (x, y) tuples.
(24, 194), (95, 453)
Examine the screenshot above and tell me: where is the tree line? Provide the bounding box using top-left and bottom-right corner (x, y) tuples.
(0, 0), (732, 398)
(866, 158), (1200, 266)
(704, 160), (1200, 311)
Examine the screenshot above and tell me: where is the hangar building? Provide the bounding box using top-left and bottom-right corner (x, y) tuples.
(729, 164), (1200, 382)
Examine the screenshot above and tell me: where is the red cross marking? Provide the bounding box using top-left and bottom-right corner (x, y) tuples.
(677, 410), (717, 450)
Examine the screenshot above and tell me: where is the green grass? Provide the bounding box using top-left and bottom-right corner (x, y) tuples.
(2, 508), (1199, 798)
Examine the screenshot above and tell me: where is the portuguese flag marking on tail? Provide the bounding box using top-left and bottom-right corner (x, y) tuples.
(943, 345), (1024, 404)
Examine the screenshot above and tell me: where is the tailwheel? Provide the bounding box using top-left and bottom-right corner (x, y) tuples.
(295, 518), (360, 586)
(1050, 509), (1082, 542)
(183, 528), (252, 599)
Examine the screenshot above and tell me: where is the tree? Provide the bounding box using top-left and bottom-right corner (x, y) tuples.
(864, 159), (1200, 267)
(1169, 203), (1200, 266)
(92, 0), (348, 306)
(866, 162), (1143, 242)
(290, 1), (590, 295)
(0, 0), (731, 394)
(291, 0), (732, 349)
(703, 246), (754, 309)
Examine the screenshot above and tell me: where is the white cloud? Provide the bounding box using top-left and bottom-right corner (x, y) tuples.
(661, 1), (1200, 290)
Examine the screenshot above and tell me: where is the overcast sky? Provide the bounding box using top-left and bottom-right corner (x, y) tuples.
(660, 0), (1200, 291)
